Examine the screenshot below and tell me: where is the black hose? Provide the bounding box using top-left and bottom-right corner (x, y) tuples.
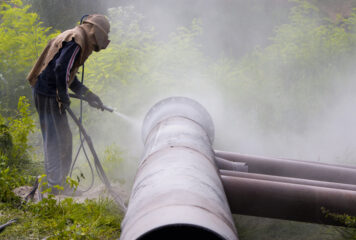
(80, 15), (89, 24)
(69, 16), (95, 192)
(70, 133), (95, 192)
(69, 61), (95, 192)
(69, 93), (113, 192)
(66, 107), (127, 212)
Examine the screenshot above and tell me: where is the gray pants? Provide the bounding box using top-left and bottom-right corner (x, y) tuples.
(34, 92), (72, 187)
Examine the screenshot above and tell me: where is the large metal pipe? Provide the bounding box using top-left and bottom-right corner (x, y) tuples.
(218, 150), (356, 169)
(222, 175), (356, 226)
(216, 150), (356, 185)
(121, 97), (238, 240)
(220, 170), (356, 191)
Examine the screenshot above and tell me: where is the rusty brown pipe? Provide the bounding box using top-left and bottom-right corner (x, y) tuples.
(220, 170), (356, 191)
(222, 175), (356, 226)
(216, 150), (356, 185)
(121, 97), (238, 240)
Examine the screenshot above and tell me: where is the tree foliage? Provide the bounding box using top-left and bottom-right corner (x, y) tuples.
(0, 0), (58, 114)
(25, 0), (121, 31)
(215, 0), (356, 134)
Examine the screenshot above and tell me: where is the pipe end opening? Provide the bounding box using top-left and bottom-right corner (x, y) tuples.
(137, 224), (226, 240)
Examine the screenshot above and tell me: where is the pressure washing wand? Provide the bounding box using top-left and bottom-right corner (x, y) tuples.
(65, 106), (127, 212)
(69, 93), (114, 112)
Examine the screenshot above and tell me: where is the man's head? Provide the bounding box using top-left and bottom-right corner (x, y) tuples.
(83, 14), (110, 51)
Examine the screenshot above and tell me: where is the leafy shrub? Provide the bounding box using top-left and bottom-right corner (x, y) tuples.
(0, 96), (35, 204)
(321, 207), (356, 240)
(0, 96), (35, 169)
(0, 167), (22, 204)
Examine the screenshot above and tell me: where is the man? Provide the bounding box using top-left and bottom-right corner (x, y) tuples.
(27, 14), (110, 194)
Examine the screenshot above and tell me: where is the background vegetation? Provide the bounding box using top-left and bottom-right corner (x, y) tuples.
(1, 0), (356, 239)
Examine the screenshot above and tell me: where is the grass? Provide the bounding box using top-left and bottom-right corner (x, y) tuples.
(234, 214), (346, 240)
(0, 197), (123, 240)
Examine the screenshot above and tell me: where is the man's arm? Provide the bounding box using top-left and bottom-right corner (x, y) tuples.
(54, 41), (104, 110)
(69, 76), (90, 96)
(53, 41), (81, 107)
(70, 76), (104, 110)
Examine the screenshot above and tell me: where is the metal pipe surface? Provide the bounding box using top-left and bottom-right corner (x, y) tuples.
(216, 157), (248, 172)
(216, 150), (356, 185)
(218, 150), (356, 169)
(222, 175), (356, 226)
(121, 97), (238, 240)
(220, 170), (356, 191)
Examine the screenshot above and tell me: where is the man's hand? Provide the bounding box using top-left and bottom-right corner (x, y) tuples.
(58, 95), (71, 114)
(85, 91), (104, 111)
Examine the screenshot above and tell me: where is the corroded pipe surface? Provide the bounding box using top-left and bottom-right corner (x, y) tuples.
(222, 175), (356, 226)
(216, 150), (356, 185)
(121, 97), (238, 240)
(220, 170), (356, 191)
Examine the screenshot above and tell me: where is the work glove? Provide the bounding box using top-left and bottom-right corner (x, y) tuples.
(85, 90), (104, 111)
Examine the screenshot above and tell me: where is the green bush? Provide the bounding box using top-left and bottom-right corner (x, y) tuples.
(0, 96), (35, 169)
(0, 167), (23, 204)
(0, 96), (36, 204)
(322, 208), (356, 240)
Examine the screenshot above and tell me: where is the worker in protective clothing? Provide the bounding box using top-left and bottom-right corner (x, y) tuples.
(27, 14), (110, 195)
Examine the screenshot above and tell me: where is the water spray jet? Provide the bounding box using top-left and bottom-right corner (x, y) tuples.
(70, 93), (138, 126)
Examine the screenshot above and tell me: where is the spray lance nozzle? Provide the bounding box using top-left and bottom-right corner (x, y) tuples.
(69, 93), (115, 112)
(95, 103), (115, 113)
